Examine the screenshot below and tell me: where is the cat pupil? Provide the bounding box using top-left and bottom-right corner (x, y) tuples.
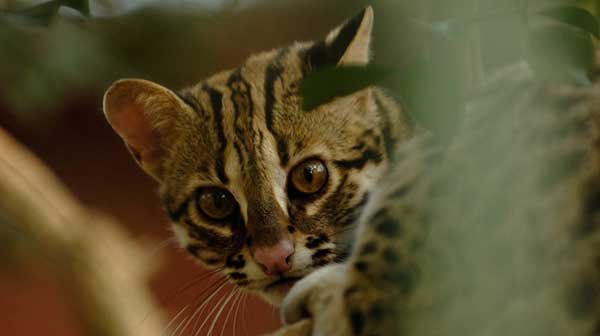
(214, 192), (227, 209)
(303, 167), (314, 183)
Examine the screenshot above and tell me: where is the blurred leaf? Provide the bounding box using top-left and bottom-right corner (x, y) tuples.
(8, 0), (90, 26)
(538, 5), (599, 38)
(527, 26), (595, 83)
(301, 60), (464, 142)
(16, 1), (61, 26)
(300, 65), (397, 111)
(60, 0), (90, 17)
(396, 54), (464, 144)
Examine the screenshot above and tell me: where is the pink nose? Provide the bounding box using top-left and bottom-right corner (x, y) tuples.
(253, 239), (294, 276)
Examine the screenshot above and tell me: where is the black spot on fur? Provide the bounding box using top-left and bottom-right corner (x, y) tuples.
(287, 225), (296, 233)
(566, 277), (600, 318)
(355, 261), (369, 273)
(580, 182), (600, 235)
(360, 241), (377, 256)
(229, 272), (247, 280)
(350, 309), (366, 335)
(375, 217), (402, 236)
(368, 304), (385, 322)
(306, 234), (329, 249)
(382, 247), (400, 264)
(226, 255), (245, 269)
(312, 248), (332, 260)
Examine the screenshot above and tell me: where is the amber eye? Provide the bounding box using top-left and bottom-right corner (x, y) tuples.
(197, 188), (237, 220)
(290, 159), (328, 194)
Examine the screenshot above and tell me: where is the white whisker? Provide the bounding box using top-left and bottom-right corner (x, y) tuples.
(206, 287), (238, 336)
(161, 305), (189, 336)
(232, 290), (244, 336)
(168, 306), (192, 336)
(242, 292), (250, 336)
(220, 289), (242, 336)
(194, 284), (232, 336)
(180, 278), (229, 336)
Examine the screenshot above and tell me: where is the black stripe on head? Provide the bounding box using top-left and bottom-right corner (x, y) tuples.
(333, 148), (383, 170)
(203, 84), (229, 184)
(227, 68), (255, 163)
(264, 48), (291, 166)
(163, 193), (191, 222)
(176, 91), (204, 118)
(303, 8), (367, 69)
(176, 92), (195, 110)
(374, 94), (397, 160)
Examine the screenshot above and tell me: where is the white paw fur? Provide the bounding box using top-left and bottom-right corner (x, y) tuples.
(280, 264), (352, 336)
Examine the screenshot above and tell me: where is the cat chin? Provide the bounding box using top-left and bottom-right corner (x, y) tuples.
(256, 290), (286, 306)
(255, 276), (303, 305)
(256, 282), (299, 306)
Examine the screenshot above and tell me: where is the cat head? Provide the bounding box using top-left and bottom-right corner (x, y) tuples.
(103, 6), (409, 304)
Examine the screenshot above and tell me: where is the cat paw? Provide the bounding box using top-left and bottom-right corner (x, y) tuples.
(268, 319), (312, 336)
(280, 264), (353, 336)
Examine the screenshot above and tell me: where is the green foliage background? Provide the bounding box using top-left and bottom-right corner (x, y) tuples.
(1, 0), (599, 137)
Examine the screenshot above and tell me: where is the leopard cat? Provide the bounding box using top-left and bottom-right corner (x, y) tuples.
(103, 4), (410, 313)
(103, 5), (600, 336)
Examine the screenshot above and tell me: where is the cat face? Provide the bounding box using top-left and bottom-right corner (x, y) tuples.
(103, 7), (411, 304)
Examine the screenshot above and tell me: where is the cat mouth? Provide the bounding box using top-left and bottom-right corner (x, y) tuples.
(265, 276), (302, 294)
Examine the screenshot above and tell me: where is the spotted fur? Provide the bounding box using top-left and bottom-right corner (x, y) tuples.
(278, 64), (600, 335)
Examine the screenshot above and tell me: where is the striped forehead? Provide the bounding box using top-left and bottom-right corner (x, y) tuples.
(168, 45), (310, 210)
(178, 45), (308, 177)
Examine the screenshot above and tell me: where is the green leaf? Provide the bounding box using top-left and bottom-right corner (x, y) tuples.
(395, 55), (464, 144)
(16, 1), (61, 26)
(60, 0), (90, 17)
(538, 5), (599, 38)
(527, 26), (595, 83)
(300, 65), (397, 111)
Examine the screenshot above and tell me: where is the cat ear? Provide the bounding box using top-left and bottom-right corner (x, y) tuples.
(307, 6), (374, 68)
(103, 79), (190, 181)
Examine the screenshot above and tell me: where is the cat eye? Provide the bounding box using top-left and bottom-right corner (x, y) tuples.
(197, 188), (237, 220)
(290, 159), (328, 194)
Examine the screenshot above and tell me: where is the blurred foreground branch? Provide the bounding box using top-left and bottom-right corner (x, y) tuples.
(0, 128), (166, 336)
